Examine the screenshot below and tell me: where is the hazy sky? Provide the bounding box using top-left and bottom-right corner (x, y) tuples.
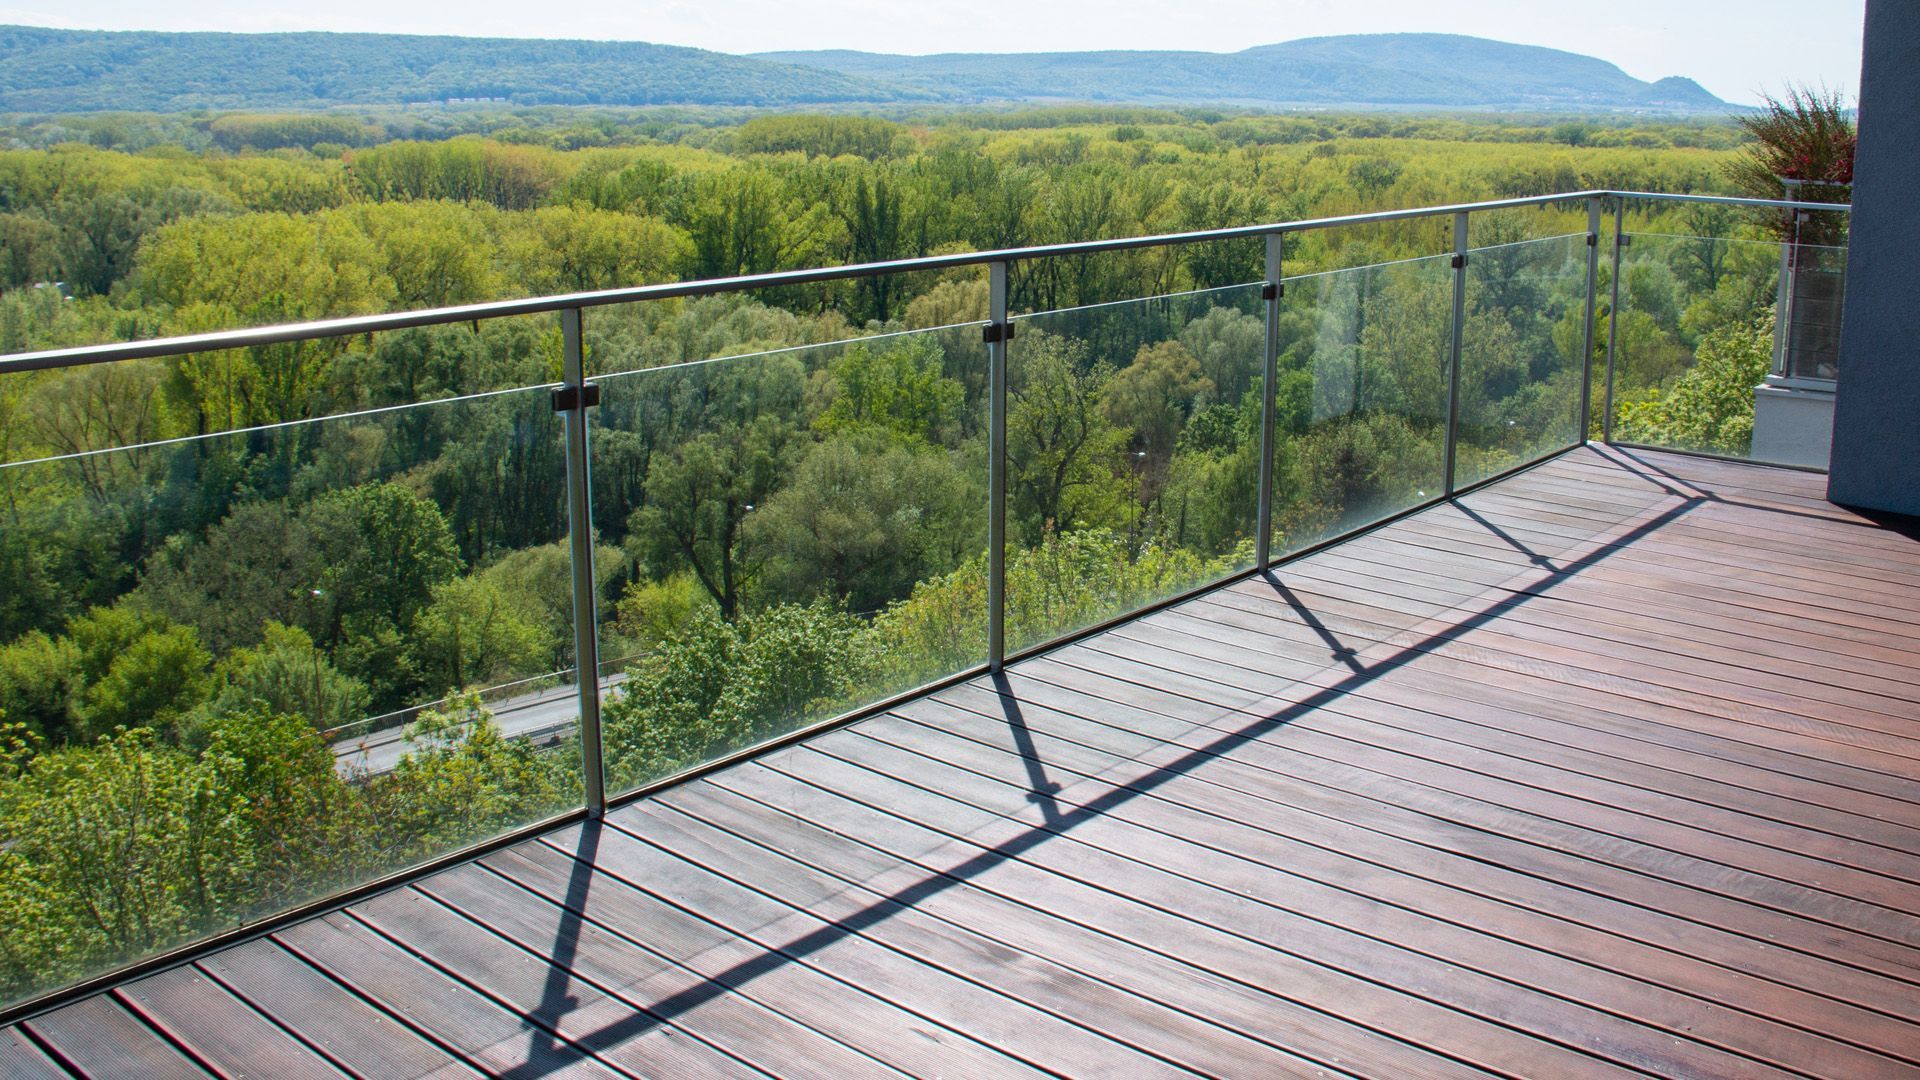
(0, 0), (1866, 106)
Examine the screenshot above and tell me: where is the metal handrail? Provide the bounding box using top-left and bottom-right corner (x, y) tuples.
(0, 190), (1850, 375)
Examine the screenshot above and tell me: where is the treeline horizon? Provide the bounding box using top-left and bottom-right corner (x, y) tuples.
(3, 104), (1753, 159)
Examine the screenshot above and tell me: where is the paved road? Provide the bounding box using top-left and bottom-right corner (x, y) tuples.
(331, 674), (624, 776)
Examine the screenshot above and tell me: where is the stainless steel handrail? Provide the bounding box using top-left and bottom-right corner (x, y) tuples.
(0, 190), (1850, 375)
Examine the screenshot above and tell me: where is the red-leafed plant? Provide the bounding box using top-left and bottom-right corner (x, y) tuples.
(1725, 86), (1855, 242)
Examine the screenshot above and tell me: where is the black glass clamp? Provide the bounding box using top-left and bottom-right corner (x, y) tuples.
(552, 383), (601, 412)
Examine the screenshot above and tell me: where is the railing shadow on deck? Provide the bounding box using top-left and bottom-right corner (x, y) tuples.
(489, 479), (1705, 1078)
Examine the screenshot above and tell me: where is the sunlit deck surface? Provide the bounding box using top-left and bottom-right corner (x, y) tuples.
(10, 445), (1920, 1078)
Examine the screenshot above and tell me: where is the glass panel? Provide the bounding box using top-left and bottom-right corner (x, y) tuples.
(1781, 241), (1847, 381)
(595, 316), (989, 797)
(1608, 232), (1784, 457)
(1270, 254), (1454, 558)
(0, 323), (583, 1009)
(1455, 233), (1590, 487)
(1004, 284), (1265, 655)
(1782, 203), (1852, 384)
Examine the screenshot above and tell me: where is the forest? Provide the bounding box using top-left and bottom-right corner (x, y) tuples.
(0, 105), (1794, 1004)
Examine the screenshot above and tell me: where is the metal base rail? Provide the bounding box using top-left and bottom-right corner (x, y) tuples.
(1604, 440), (1832, 475)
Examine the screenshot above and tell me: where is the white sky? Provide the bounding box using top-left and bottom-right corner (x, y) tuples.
(0, 0), (1866, 106)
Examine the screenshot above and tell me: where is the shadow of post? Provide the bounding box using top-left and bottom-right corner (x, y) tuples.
(515, 820), (599, 1072)
(993, 670), (1063, 826)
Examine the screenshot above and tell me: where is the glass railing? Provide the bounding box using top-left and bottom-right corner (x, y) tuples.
(1005, 278), (1265, 654)
(1457, 226), (1592, 486)
(588, 318), (991, 798)
(1270, 253), (1453, 555)
(1605, 198), (1849, 464)
(0, 326), (585, 1009)
(0, 189), (1850, 1016)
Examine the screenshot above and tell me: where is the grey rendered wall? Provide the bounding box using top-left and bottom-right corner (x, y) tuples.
(1828, 0), (1920, 514)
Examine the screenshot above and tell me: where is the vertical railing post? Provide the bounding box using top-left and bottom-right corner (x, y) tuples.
(1602, 198), (1628, 444)
(1578, 197), (1603, 444)
(986, 262), (1010, 670)
(558, 307), (606, 815)
(1254, 232), (1283, 569)
(1442, 211), (1470, 495)
(1770, 195), (1803, 378)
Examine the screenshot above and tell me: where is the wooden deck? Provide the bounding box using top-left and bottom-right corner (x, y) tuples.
(10, 444), (1920, 1078)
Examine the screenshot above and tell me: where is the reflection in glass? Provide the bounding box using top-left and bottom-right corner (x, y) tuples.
(1608, 232), (1787, 458)
(594, 321), (989, 797)
(1269, 255), (1454, 559)
(0, 327), (581, 1009)
(1005, 285), (1265, 654)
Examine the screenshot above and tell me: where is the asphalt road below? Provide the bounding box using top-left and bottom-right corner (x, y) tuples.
(330, 674), (624, 776)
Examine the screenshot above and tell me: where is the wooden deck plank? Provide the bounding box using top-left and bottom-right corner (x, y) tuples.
(916, 682), (1920, 1028)
(116, 964), (352, 1079)
(1122, 609), (1920, 855)
(1242, 559), (1920, 758)
(22, 994), (207, 1079)
(547, 821), (1184, 1078)
(962, 664), (1920, 992)
(1390, 501), (1920, 616)
(409, 863), (906, 1080)
(1323, 548), (1920, 692)
(819, 720), (1912, 1076)
(750, 746), (1626, 1079)
(871, 695), (1920, 1068)
(550, 817), (1181, 1078)
(195, 940), (482, 1078)
(1165, 586), (1920, 793)
(480, 838), (1043, 1079)
(664, 774), (1433, 1079)
(274, 910), (645, 1079)
(1197, 580), (1920, 788)
(11, 445), (1920, 1078)
(1039, 644), (1920, 941)
(620, 794), (1337, 1078)
(1471, 464), (1919, 560)
(1015, 654), (1920, 969)
(0, 1027), (66, 1079)
(317, 892), (757, 1078)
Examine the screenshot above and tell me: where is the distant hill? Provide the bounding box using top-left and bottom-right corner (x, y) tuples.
(0, 25), (1727, 115)
(759, 34), (1728, 112)
(0, 25), (922, 111)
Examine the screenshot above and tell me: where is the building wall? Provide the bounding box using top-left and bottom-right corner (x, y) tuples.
(1828, 0), (1920, 515)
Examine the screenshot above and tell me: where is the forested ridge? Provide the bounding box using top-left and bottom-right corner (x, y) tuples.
(0, 24), (919, 111)
(0, 25), (1729, 113)
(760, 34), (1726, 111)
(0, 107), (1786, 1005)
